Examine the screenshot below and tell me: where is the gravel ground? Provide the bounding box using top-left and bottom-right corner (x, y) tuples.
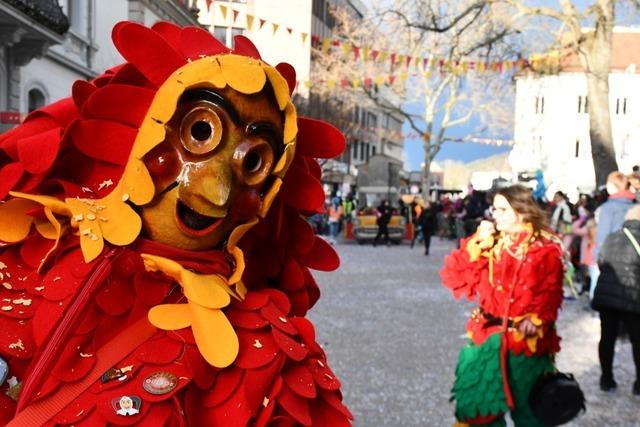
(307, 237), (640, 427)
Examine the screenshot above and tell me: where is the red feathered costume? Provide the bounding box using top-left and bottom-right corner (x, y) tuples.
(0, 22), (352, 426)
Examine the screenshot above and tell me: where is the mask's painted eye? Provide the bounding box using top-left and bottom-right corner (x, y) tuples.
(232, 140), (275, 186)
(180, 107), (223, 154)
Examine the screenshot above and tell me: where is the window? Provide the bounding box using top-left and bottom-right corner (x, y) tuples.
(623, 97), (627, 114)
(575, 139), (580, 158)
(354, 106), (359, 123)
(535, 96), (544, 114)
(28, 88), (45, 113)
(352, 140), (358, 159)
(366, 112), (377, 128)
(578, 96), (582, 113)
(371, 145), (376, 156)
(213, 26), (227, 44)
(360, 141), (365, 160)
(231, 28), (243, 40)
(365, 143), (370, 161)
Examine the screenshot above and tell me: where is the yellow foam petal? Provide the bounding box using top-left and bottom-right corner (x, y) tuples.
(218, 55), (266, 94)
(37, 207), (64, 272)
(182, 271), (231, 309)
(120, 159), (155, 206)
(131, 120), (167, 159)
(9, 192), (72, 217)
(227, 246), (245, 285)
(258, 177), (282, 218)
(148, 303), (192, 330)
(227, 217), (259, 249)
(272, 142), (295, 178)
(264, 65), (290, 111)
(178, 57), (226, 89)
(0, 198), (39, 242)
(283, 102), (298, 144)
(189, 304), (238, 368)
(79, 223), (104, 263)
(99, 193), (142, 246)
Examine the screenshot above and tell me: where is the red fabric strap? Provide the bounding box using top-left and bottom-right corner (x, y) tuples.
(7, 317), (157, 427)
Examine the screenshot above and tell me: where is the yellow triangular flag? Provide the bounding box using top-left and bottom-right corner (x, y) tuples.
(219, 4), (228, 21)
(301, 32), (308, 44)
(379, 51), (388, 63)
(322, 38), (331, 54)
(363, 46), (370, 61)
(375, 75), (385, 86)
(400, 72), (408, 83)
(352, 78), (360, 89)
(327, 80), (336, 90)
(246, 14), (254, 30)
(272, 23), (279, 35)
(342, 42), (351, 58)
(304, 80), (312, 88)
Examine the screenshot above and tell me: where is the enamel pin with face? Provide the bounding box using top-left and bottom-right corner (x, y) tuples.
(112, 395), (141, 416)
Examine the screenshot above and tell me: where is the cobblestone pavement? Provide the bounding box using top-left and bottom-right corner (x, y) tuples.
(308, 237), (639, 427)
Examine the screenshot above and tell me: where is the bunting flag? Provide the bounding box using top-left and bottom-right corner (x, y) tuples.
(219, 4), (227, 21)
(204, 0), (213, 10)
(209, 5), (554, 75)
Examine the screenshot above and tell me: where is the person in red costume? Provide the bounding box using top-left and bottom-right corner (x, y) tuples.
(0, 21), (352, 426)
(440, 185), (565, 427)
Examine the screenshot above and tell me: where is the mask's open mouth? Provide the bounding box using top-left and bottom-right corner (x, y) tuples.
(176, 200), (224, 236)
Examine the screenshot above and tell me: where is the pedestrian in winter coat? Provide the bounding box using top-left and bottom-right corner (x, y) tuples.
(591, 172), (635, 300)
(373, 200), (392, 246)
(592, 205), (640, 395)
(419, 201), (437, 255)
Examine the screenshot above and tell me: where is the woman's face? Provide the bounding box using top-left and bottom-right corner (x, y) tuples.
(491, 194), (523, 233)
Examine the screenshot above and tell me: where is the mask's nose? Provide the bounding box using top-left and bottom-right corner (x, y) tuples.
(178, 158), (232, 214)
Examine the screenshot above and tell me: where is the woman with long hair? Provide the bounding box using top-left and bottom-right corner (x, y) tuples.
(440, 185), (566, 427)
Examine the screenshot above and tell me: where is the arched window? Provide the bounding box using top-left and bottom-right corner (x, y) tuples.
(28, 88), (45, 113)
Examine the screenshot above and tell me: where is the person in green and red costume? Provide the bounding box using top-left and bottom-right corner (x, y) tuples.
(440, 185), (564, 427)
(0, 21), (352, 426)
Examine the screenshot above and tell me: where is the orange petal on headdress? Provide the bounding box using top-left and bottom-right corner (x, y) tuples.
(112, 21), (187, 87)
(232, 35), (262, 59)
(264, 66), (290, 111)
(86, 84), (155, 128)
(275, 63), (296, 96)
(180, 26), (230, 59)
(70, 120), (138, 166)
(0, 162), (24, 200)
(0, 198), (39, 242)
(17, 127), (62, 174)
(296, 117), (345, 158)
(218, 54), (266, 94)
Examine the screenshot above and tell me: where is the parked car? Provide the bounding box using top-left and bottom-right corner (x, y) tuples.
(353, 213), (406, 244)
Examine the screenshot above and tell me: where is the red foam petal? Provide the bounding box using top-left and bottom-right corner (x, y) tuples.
(319, 389), (353, 419)
(232, 35), (261, 59)
(272, 328), (309, 362)
(235, 329), (279, 369)
(0, 162), (24, 200)
(277, 384), (312, 426)
(290, 215), (315, 255)
(203, 368), (243, 407)
(260, 302), (297, 335)
(135, 333), (183, 364)
(17, 127), (62, 174)
(113, 22), (187, 87)
(184, 344), (217, 389)
(19, 234), (53, 269)
(231, 290), (269, 311)
(86, 85), (155, 128)
(263, 289), (291, 315)
(275, 63), (296, 95)
(298, 237), (340, 271)
(280, 257), (305, 291)
(309, 358), (341, 391)
(227, 308), (269, 329)
(305, 156), (322, 180)
(109, 63), (151, 87)
(70, 119), (137, 165)
(288, 289), (311, 317)
(31, 300), (65, 347)
(72, 80), (97, 112)
(280, 163), (325, 212)
(51, 334), (96, 382)
(133, 272), (171, 306)
(283, 365), (316, 398)
(151, 21), (182, 47)
(241, 354), (284, 413)
(288, 318), (322, 356)
(179, 26), (230, 59)
(95, 275), (135, 316)
(296, 117), (345, 159)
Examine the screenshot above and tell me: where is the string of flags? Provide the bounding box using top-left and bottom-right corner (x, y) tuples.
(204, 1), (561, 76)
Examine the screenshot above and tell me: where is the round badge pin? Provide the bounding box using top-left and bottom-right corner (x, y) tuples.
(143, 371), (178, 395)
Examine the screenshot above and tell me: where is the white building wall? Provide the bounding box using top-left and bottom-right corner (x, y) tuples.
(511, 71), (640, 199)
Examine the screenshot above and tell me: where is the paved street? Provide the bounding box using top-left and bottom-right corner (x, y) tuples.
(308, 237), (639, 427)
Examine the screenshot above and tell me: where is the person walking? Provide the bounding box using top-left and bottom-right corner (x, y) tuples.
(373, 200), (392, 247)
(419, 200), (437, 255)
(327, 197), (343, 245)
(591, 205), (640, 395)
(440, 185), (566, 426)
(591, 172), (635, 300)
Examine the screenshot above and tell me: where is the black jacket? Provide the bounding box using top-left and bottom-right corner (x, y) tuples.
(419, 208), (437, 235)
(592, 220), (640, 314)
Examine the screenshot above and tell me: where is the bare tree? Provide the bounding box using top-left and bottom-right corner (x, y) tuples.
(501, 0), (639, 187)
(311, 1), (520, 195)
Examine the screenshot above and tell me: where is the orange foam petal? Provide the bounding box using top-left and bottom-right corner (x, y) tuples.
(0, 198), (39, 242)
(189, 304), (239, 368)
(149, 303), (192, 330)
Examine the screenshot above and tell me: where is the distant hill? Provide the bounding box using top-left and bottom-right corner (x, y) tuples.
(442, 151), (512, 190)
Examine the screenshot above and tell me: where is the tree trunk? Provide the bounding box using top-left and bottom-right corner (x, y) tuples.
(422, 132), (434, 197)
(583, 0), (618, 188)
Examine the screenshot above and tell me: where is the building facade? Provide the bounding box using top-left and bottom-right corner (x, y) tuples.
(510, 29), (640, 199)
(0, 0), (199, 132)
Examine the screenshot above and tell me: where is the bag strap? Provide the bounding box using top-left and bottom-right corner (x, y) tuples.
(622, 227), (640, 258)
(7, 317), (157, 427)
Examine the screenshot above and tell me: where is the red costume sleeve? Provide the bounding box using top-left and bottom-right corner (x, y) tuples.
(440, 237), (489, 301)
(526, 245), (564, 323)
